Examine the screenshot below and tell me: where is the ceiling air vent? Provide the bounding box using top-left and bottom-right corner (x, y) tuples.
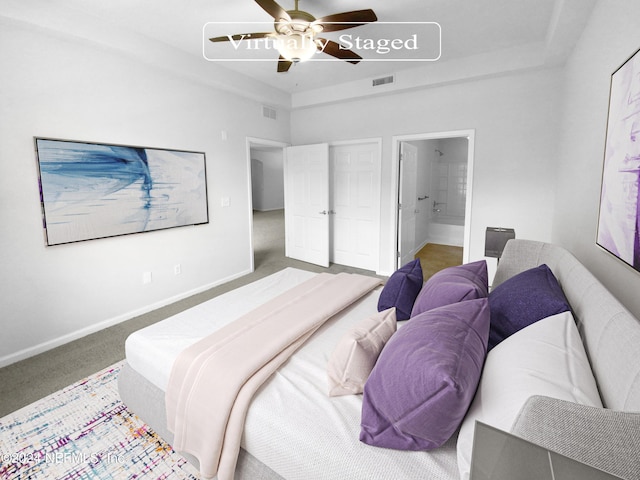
(372, 75), (394, 87)
(262, 105), (277, 120)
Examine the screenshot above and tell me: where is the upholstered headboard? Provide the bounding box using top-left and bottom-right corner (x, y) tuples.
(493, 239), (640, 411)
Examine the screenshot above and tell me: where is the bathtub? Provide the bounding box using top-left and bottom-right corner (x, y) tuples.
(426, 215), (465, 247)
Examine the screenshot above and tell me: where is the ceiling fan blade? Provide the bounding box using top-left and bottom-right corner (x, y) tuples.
(313, 9), (377, 32)
(318, 39), (362, 64)
(255, 0), (291, 21)
(277, 56), (293, 72)
(209, 32), (273, 42)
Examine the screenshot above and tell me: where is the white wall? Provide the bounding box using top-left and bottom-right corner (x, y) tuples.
(0, 19), (290, 366)
(552, 0), (640, 317)
(291, 67), (563, 274)
(432, 137), (469, 218)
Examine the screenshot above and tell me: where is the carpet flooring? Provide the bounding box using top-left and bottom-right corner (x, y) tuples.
(0, 210), (382, 418)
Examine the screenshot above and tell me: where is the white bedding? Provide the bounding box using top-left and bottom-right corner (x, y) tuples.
(125, 267), (459, 480)
(126, 268), (317, 391)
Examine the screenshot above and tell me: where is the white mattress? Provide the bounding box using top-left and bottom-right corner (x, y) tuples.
(125, 267), (459, 480)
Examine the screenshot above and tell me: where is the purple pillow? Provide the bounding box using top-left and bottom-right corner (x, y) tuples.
(360, 298), (490, 450)
(488, 264), (570, 350)
(377, 259), (423, 320)
(410, 260), (488, 317)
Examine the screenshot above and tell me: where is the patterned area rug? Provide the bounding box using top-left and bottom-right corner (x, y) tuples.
(0, 361), (199, 479)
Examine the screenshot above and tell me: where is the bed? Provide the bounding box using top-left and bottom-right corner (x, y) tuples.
(118, 240), (640, 480)
(119, 267), (459, 479)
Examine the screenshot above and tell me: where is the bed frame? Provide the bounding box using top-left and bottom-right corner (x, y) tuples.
(493, 240), (640, 411)
(118, 361), (284, 479)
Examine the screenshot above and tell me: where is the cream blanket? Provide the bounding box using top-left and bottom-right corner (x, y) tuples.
(165, 272), (382, 479)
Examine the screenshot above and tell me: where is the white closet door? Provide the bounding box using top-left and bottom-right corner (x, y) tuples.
(330, 142), (380, 271)
(284, 143), (330, 267)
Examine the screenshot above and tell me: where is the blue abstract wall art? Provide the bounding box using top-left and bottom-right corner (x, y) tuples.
(35, 138), (209, 246)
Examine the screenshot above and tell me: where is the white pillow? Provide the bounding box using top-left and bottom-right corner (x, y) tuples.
(456, 311), (602, 480)
(327, 307), (396, 396)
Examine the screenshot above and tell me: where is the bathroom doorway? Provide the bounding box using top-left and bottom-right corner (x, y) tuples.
(393, 130), (475, 274)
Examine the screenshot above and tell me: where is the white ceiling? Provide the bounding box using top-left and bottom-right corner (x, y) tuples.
(2, 0), (597, 96)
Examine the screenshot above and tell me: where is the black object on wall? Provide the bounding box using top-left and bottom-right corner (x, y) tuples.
(485, 228), (516, 258)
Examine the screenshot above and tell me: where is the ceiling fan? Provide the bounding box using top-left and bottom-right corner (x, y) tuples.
(209, 0), (378, 72)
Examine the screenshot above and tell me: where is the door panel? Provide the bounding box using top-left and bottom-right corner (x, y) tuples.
(330, 143), (380, 271)
(284, 144), (330, 267)
(398, 142), (419, 268)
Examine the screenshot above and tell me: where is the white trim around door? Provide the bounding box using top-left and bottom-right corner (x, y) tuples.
(246, 137), (289, 273)
(390, 130), (476, 270)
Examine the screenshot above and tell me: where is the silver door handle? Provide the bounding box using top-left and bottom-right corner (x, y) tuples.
(319, 210), (328, 215)
(329, 210), (336, 215)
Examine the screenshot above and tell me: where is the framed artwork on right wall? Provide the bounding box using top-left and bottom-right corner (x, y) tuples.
(596, 46), (640, 272)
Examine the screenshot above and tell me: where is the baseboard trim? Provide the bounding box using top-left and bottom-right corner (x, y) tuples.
(253, 207), (284, 212)
(0, 268), (252, 368)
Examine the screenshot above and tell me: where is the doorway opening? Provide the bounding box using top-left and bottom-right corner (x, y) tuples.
(247, 138), (382, 273)
(392, 130), (475, 278)
(246, 138), (288, 272)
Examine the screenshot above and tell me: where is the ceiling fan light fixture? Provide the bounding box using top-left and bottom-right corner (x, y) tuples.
(276, 33), (317, 62)
(211, 0), (378, 72)
(276, 22), (293, 35)
(310, 23), (324, 34)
